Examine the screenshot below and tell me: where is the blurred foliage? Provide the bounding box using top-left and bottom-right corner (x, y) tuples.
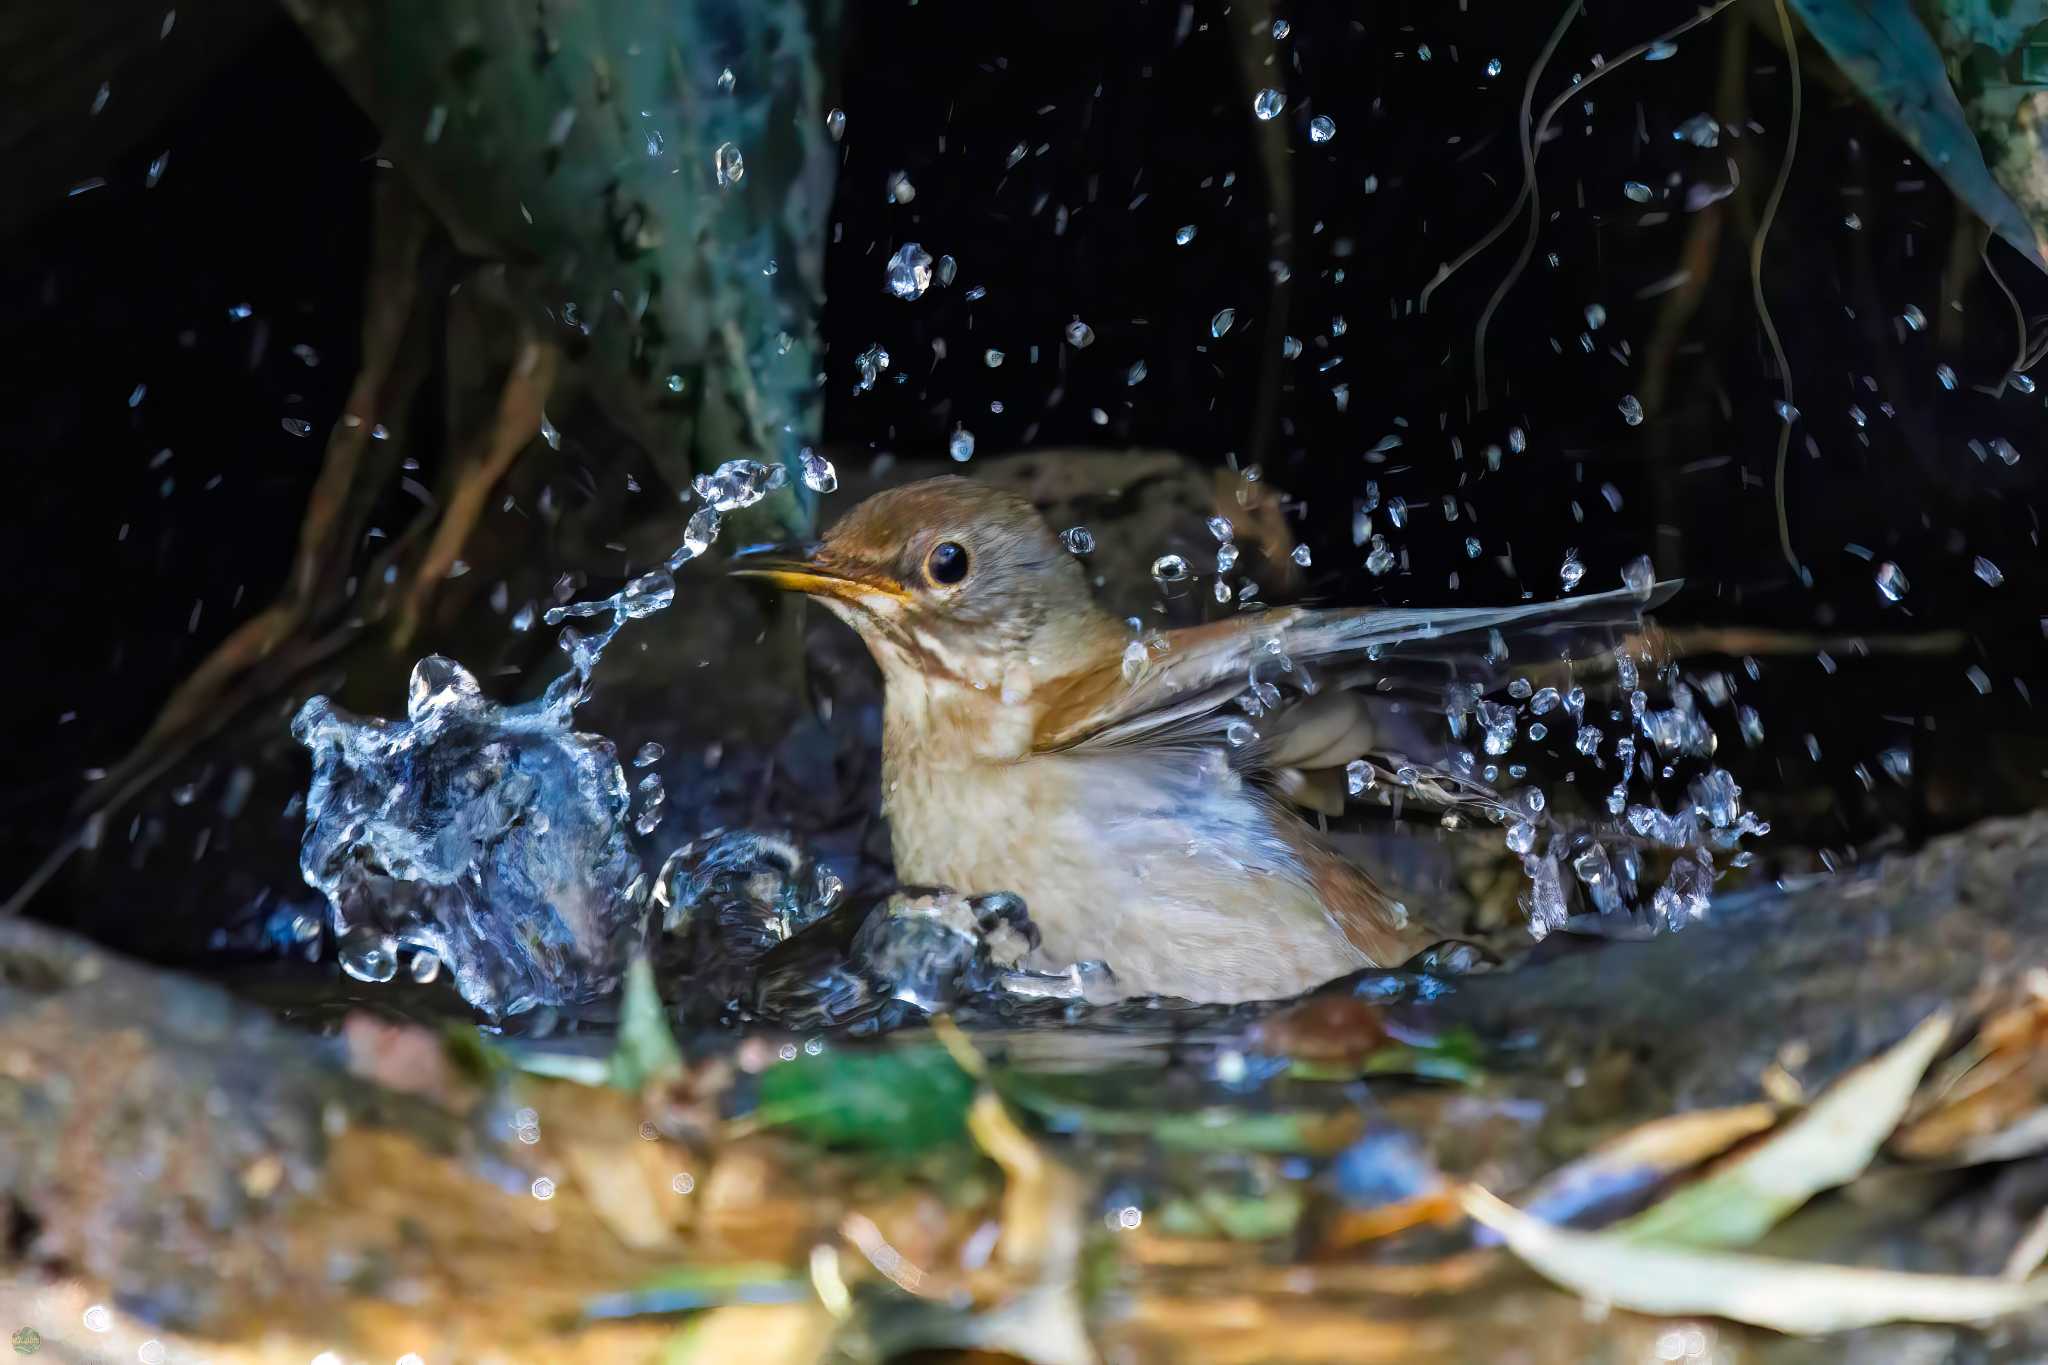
(281, 0), (842, 534)
(753, 1043), (978, 1151)
(1793, 0), (2048, 273)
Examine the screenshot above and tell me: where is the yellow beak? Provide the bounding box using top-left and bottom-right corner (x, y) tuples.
(727, 544), (911, 605)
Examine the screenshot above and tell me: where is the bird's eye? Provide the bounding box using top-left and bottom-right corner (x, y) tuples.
(926, 540), (970, 586)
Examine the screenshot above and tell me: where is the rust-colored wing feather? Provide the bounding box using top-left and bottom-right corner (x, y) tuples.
(1033, 581), (1678, 762)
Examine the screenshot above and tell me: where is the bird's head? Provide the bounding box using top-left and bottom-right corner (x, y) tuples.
(731, 475), (1111, 691)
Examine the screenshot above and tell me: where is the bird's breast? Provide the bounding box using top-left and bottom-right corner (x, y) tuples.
(880, 742), (1371, 1001)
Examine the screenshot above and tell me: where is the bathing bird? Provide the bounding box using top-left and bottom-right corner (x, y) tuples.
(734, 476), (1669, 1002)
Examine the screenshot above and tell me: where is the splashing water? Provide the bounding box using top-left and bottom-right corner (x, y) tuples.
(292, 656), (646, 1017)
(657, 832), (1118, 1032)
(291, 456), (795, 1014)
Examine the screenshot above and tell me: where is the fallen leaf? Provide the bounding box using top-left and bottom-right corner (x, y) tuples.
(1250, 995), (1392, 1062)
(657, 1301), (837, 1364)
(1611, 1010), (1951, 1247)
(1896, 997), (2048, 1165)
(1319, 1187), (1461, 1251)
(753, 1044), (976, 1152)
(1465, 1184), (2048, 1334)
(1499, 1103), (1779, 1234)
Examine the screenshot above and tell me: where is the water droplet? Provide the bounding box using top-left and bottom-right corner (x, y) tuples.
(338, 927), (398, 983)
(716, 67), (735, 93)
(692, 457), (787, 511)
(1126, 359), (1149, 385)
(826, 108), (846, 141)
(1623, 181), (1653, 203)
(1617, 394), (1644, 426)
(1673, 113), (1719, 147)
(1253, 88), (1285, 120)
(1365, 537), (1395, 576)
(854, 342), (890, 391)
(1773, 400), (1800, 423)
(1272, 18), (1291, 38)
(1175, 224), (1197, 245)
(983, 348), (1005, 368)
(713, 141), (744, 189)
(886, 170), (916, 203)
(281, 418), (313, 437)
(674, 506), (721, 565)
(884, 241), (933, 300)
(1151, 553), (1189, 583)
(1992, 437), (2021, 465)
(1309, 114), (1336, 143)
(1065, 318), (1096, 348)
(1062, 526), (1095, 555)
(1584, 303), (1607, 330)
(1974, 555), (2005, 587)
(1623, 555), (1656, 597)
(1485, 56), (1504, 77)
(1346, 759), (1374, 795)
(1560, 550), (1585, 592)
(1843, 212), (1862, 230)
(800, 448), (838, 493)
(1936, 364), (1957, 391)
(1901, 304), (1926, 331)
(408, 949), (441, 984)
(1645, 39), (1678, 60)
(1291, 544), (1312, 567)
(1874, 561), (1910, 603)
(83, 1306), (112, 1333)
(949, 427), (976, 462)
(1210, 308), (1236, 338)
(531, 1177), (556, 1200)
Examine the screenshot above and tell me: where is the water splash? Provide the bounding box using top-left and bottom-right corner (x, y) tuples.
(291, 457), (787, 1014)
(656, 831), (1119, 1033)
(292, 656), (646, 1017)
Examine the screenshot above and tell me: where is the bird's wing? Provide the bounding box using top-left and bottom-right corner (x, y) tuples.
(1033, 582), (1676, 809)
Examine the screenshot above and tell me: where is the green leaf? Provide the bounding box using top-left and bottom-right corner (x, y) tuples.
(1292, 1028), (1488, 1085)
(608, 954), (684, 1091)
(1790, 0), (2048, 272)
(1155, 1186), (1307, 1241)
(998, 1073), (1355, 1154)
(753, 1044), (977, 1152)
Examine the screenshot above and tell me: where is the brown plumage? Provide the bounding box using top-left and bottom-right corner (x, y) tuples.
(734, 475), (1669, 1002)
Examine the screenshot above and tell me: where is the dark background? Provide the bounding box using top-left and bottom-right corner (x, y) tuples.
(3, 0), (2044, 954)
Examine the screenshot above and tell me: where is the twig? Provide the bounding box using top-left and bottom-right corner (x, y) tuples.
(392, 338), (560, 649)
(1757, 0), (1804, 577)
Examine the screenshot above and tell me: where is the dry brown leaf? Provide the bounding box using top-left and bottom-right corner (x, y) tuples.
(1897, 997), (2048, 1165)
